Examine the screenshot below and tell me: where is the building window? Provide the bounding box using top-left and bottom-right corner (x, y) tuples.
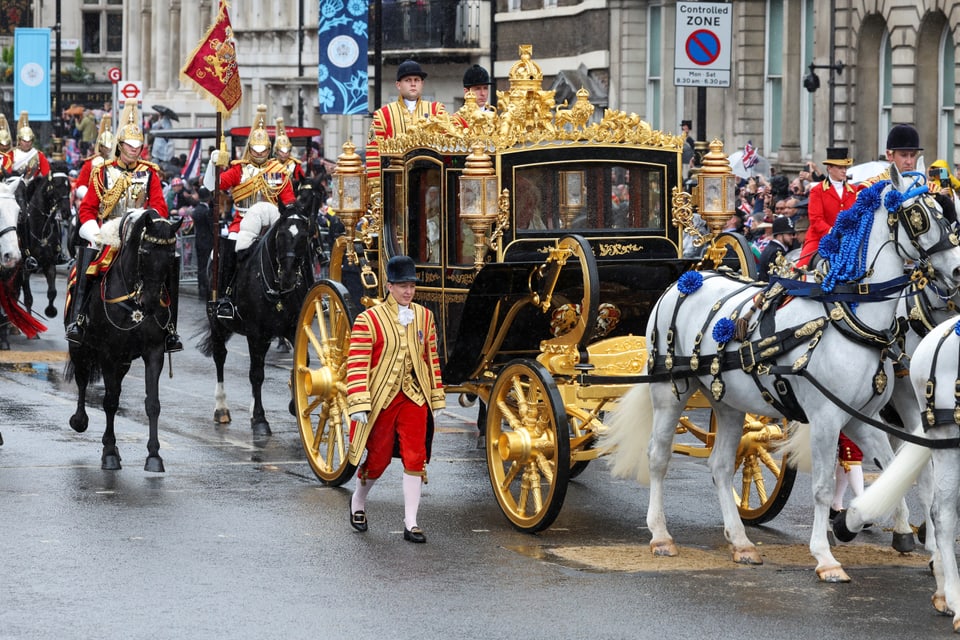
(508, 0), (521, 12)
(879, 31), (892, 158)
(764, 0), (784, 154)
(82, 0), (123, 55)
(544, 0), (558, 7)
(940, 25), (955, 163)
(646, 5), (661, 130)
(800, 0), (814, 158)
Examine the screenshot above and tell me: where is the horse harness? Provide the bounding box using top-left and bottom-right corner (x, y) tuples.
(254, 214), (309, 311)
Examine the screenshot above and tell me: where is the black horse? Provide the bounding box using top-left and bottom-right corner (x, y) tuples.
(198, 201), (314, 436)
(17, 164), (71, 319)
(66, 209), (182, 471)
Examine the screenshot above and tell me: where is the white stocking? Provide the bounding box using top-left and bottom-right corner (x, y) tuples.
(846, 463), (865, 497)
(832, 462), (849, 510)
(403, 473), (422, 530)
(351, 477), (375, 513)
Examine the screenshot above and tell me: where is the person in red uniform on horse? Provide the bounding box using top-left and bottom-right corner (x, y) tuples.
(74, 113), (114, 200)
(9, 111), (50, 181)
(272, 117), (305, 193)
(0, 114), (13, 175)
(202, 104), (296, 320)
(67, 99), (181, 352)
(798, 147), (857, 268)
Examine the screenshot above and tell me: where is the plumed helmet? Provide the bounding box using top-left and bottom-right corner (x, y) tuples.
(115, 99), (144, 148)
(396, 59), (427, 82)
(886, 124), (922, 151)
(462, 64), (490, 88)
(95, 113), (115, 152)
(245, 105), (271, 156)
(386, 255), (418, 283)
(274, 117), (291, 153)
(16, 111), (34, 142)
(0, 113), (11, 147)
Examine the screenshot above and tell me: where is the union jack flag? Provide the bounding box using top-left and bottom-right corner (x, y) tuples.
(181, 138), (202, 180)
(742, 141), (759, 168)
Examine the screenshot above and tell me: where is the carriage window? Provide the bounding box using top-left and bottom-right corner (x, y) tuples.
(512, 162), (667, 232)
(406, 163), (442, 264)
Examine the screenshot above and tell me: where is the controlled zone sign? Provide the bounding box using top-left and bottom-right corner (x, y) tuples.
(674, 2), (732, 88)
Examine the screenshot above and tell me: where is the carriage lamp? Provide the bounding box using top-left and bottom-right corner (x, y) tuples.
(695, 139), (737, 264)
(559, 170), (585, 228)
(333, 140), (367, 265)
(458, 143), (500, 270)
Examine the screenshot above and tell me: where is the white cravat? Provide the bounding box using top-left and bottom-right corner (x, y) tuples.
(403, 98), (417, 112)
(398, 305), (414, 326)
(830, 178), (845, 197)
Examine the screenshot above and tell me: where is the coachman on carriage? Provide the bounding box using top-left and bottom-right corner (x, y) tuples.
(290, 45), (786, 536)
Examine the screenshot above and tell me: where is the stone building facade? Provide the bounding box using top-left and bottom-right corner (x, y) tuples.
(7, 0), (958, 171)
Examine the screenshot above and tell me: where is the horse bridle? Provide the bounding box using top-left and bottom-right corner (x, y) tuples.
(259, 213), (308, 298)
(102, 222), (178, 325)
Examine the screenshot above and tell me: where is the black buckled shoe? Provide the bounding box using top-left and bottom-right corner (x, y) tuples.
(165, 332), (184, 353)
(350, 508), (368, 532)
(403, 526), (426, 543)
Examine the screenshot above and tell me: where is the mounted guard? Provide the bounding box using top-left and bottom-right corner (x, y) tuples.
(273, 117), (305, 193)
(67, 98), (182, 353)
(0, 114), (13, 175)
(10, 111), (50, 181)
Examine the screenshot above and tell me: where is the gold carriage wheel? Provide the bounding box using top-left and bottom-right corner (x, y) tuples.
(293, 280), (358, 486)
(567, 405), (599, 479)
(715, 411), (796, 525)
(486, 359), (571, 533)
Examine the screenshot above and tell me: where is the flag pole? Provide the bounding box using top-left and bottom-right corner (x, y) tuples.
(210, 111), (224, 303)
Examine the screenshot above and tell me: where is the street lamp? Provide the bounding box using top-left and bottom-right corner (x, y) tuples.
(695, 139), (737, 267)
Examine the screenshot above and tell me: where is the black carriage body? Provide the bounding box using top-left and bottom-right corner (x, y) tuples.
(377, 141), (696, 388)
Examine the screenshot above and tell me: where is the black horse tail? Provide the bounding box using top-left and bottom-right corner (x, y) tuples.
(195, 324), (215, 358)
(63, 354), (103, 383)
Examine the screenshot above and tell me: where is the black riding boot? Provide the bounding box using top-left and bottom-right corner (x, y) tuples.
(215, 239), (238, 320)
(65, 247), (97, 345)
(164, 261), (183, 353)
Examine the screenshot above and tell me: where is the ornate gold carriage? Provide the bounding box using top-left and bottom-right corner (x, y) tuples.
(291, 46), (794, 532)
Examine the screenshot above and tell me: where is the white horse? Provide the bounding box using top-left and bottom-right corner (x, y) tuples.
(0, 177), (23, 271)
(603, 165), (960, 583)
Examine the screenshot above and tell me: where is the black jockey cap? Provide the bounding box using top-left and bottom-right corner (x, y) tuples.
(397, 60), (427, 81)
(386, 255), (418, 283)
(886, 124), (922, 151)
(463, 64), (491, 87)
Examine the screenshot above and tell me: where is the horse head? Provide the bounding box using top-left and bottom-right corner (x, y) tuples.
(887, 159), (960, 288)
(48, 162), (73, 221)
(123, 209), (182, 315)
(0, 178), (22, 272)
(272, 204), (311, 293)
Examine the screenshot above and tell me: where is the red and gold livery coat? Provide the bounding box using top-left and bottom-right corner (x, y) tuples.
(365, 98), (447, 183)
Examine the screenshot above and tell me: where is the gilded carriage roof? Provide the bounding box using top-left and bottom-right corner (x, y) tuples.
(377, 45), (685, 156)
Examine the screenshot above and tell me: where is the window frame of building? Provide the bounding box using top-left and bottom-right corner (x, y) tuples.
(508, 0), (522, 12)
(939, 24), (955, 164)
(82, 0), (124, 56)
(800, 0), (815, 159)
(763, 0), (784, 155)
(646, 4), (662, 131)
(878, 30), (892, 158)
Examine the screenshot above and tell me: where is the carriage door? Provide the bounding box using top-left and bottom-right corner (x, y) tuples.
(404, 158), (447, 358)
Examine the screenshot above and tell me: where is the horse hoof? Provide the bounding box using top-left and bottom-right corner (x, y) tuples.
(69, 415), (88, 433)
(214, 408), (232, 424)
(816, 564), (851, 583)
(45, 306), (57, 318)
(732, 546), (763, 565)
(101, 454), (122, 471)
(650, 539), (679, 557)
(932, 593), (952, 615)
(832, 511), (858, 542)
(892, 531), (916, 554)
(144, 456), (165, 473)
(252, 421), (272, 437)
(0, 340), (9, 351)
(288, 399), (296, 417)
(917, 521), (927, 545)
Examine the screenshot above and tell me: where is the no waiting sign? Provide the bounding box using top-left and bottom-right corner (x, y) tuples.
(674, 1), (732, 87)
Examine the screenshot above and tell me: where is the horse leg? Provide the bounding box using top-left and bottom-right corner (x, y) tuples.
(646, 383), (692, 557)
(212, 332), (231, 424)
(930, 447), (960, 624)
(99, 362), (126, 470)
(248, 336), (271, 437)
(710, 403), (762, 565)
(142, 347), (165, 472)
(808, 418), (850, 582)
(69, 348), (90, 433)
(21, 272), (34, 317)
(43, 264), (58, 318)
(0, 323), (9, 350)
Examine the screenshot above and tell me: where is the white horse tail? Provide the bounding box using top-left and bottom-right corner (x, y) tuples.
(601, 382), (653, 485)
(847, 441), (931, 523)
(776, 421), (812, 473)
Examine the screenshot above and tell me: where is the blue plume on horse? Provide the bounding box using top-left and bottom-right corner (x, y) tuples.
(819, 180), (887, 293)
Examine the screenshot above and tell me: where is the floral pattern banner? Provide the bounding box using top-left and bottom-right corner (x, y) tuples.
(1, 0), (32, 37)
(318, 0), (369, 115)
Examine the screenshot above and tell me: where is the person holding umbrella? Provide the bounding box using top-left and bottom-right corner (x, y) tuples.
(149, 105), (177, 166)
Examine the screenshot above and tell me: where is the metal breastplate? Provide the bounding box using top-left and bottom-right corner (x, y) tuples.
(102, 164), (150, 219)
(234, 164), (285, 210)
(11, 148), (38, 175)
